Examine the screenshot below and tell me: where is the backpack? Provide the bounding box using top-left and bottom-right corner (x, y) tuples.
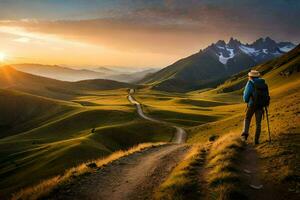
(250, 80), (270, 109)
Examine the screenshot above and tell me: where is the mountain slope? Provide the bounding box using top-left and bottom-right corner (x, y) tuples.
(139, 37), (295, 92)
(145, 50), (226, 92)
(0, 67), (137, 100)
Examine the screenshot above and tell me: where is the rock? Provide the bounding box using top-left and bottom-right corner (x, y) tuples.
(87, 162), (97, 169)
(288, 188), (295, 192)
(250, 184), (263, 190)
(209, 134), (218, 142)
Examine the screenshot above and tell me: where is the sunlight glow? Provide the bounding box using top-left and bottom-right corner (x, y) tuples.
(0, 52), (6, 62)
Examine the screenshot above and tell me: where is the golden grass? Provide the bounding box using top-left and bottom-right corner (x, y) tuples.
(188, 74), (300, 143)
(72, 88), (133, 111)
(205, 133), (246, 200)
(154, 144), (208, 200)
(11, 142), (165, 200)
(186, 76), (300, 198)
(133, 88), (238, 128)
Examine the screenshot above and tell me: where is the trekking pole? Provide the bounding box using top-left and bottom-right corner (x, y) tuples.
(265, 107), (271, 143)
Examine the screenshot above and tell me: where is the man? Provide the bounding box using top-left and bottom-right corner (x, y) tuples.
(241, 70), (269, 144)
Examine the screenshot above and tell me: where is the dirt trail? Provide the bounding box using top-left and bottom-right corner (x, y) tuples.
(49, 144), (189, 200)
(240, 144), (281, 200)
(128, 88), (187, 144)
(47, 89), (189, 200)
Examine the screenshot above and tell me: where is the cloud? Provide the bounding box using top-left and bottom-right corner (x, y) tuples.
(0, 8), (299, 59)
(0, 0), (298, 68)
(0, 19), (214, 55)
(0, 0), (299, 67)
(13, 37), (30, 43)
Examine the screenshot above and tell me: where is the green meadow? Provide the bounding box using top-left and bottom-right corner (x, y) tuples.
(0, 87), (174, 197)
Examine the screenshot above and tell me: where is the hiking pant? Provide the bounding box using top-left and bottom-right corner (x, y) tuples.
(241, 106), (263, 142)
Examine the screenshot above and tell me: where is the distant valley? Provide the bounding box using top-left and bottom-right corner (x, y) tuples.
(11, 64), (159, 83)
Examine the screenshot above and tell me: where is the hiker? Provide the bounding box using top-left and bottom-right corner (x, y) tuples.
(241, 70), (270, 144)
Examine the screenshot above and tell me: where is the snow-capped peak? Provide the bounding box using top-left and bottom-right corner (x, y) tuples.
(239, 45), (257, 54)
(217, 47), (235, 65)
(207, 37), (296, 65)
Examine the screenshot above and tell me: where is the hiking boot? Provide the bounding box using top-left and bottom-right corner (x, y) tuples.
(241, 135), (248, 142)
(255, 135), (260, 145)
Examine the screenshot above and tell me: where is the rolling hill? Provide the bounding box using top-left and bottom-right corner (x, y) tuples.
(0, 89), (76, 139)
(139, 37), (296, 92)
(0, 66), (168, 199)
(0, 88), (173, 198)
(0, 66), (137, 100)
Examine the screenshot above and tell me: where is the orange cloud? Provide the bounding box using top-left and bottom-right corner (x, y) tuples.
(0, 4), (299, 68)
(0, 19), (215, 55)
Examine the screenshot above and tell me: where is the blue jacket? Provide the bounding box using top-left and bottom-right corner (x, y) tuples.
(243, 78), (266, 106)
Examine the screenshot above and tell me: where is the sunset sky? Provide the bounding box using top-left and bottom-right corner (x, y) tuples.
(0, 0), (299, 68)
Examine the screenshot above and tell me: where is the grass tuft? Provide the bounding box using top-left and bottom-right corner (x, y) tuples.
(154, 144), (205, 200)
(205, 133), (247, 200)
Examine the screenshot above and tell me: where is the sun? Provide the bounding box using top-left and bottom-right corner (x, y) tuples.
(0, 52), (6, 62)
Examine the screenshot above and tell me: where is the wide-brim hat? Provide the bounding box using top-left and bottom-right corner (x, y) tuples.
(248, 70), (260, 77)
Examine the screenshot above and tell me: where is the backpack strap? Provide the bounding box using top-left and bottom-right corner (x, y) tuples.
(249, 80), (256, 100)
(249, 79), (255, 87)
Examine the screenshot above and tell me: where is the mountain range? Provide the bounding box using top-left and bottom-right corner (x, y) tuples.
(12, 64), (158, 83)
(217, 43), (300, 93)
(12, 64), (107, 82)
(139, 37), (296, 92)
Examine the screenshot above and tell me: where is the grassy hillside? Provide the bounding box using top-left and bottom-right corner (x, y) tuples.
(134, 89), (236, 127)
(139, 50), (227, 92)
(0, 89), (76, 138)
(0, 102), (174, 197)
(156, 134), (247, 200)
(183, 80), (300, 199)
(188, 45), (300, 146)
(0, 71), (165, 199)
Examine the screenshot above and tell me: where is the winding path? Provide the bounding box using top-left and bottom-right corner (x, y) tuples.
(128, 88), (186, 143)
(47, 89), (189, 200)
